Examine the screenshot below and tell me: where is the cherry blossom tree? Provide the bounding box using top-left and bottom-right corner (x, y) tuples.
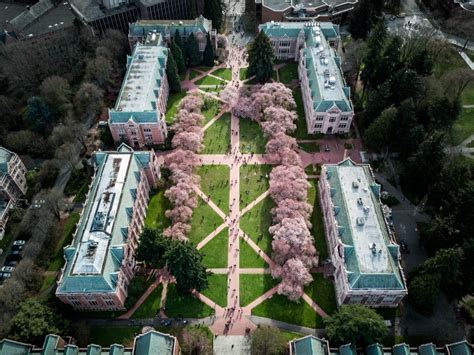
(178, 95), (203, 113)
(219, 85), (238, 106)
(269, 165), (309, 203)
(259, 82), (296, 110)
(261, 107), (297, 137)
(164, 222), (191, 241)
(272, 199), (313, 228)
(272, 258), (314, 301)
(165, 149), (199, 175)
(171, 131), (203, 153)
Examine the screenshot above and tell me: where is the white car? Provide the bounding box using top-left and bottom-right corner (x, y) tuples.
(13, 240), (25, 246)
(1, 266), (14, 272)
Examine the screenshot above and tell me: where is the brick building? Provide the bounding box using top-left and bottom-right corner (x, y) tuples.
(0, 147), (27, 239)
(108, 31), (169, 148)
(260, 21), (353, 134)
(56, 144), (160, 310)
(318, 159), (407, 307)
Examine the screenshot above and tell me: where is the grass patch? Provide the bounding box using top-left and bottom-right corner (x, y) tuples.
(165, 91), (187, 124)
(132, 284), (163, 319)
(240, 67), (248, 80)
(239, 238), (268, 268)
(293, 88), (324, 141)
(451, 108), (474, 145)
(201, 274), (228, 307)
(299, 142), (320, 152)
(88, 326), (141, 347)
(125, 275), (155, 309)
(240, 164), (271, 208)
(196, 66), (212, 72)
(201, 228), (228, 268)
(280, 330), (305, 342)
(461, 82), (474, 105)
(240, 274), (278, 307)
(433, 46), (467, 78)
(240, 118), (267, 154)
(188, 198), (223, 245)
(271, 69), (278, 81)
(39, 273), (57, 293)
(189, 69), (202, 80)
(197, 165), (229, 214)
(211, 68), (232, 81)
(144, 190), (171, 230)
(202, 112), (231, 154)
(240, 197), (274, 256)
(279, 63), (299, 85)
(307, 180), (329, 260)
(165, 283), (214, 318)
(252, 293), (323, 328)
(47, 212), (80, 271)
(202, 98), (221, 125)
(304, 273), (337, 315)
(195, 75), (226, 86)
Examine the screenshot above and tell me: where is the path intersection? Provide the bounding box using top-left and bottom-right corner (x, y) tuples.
(153, 45), (361, 336)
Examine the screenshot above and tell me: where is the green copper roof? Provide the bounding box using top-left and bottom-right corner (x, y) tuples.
(0, 339), (32, 355)
(340, 344), (357, 355)
(133, 331), (175, 355)
(57, 147), (152, 295)
(291, 335), (329, 355)
(42, 334), (60, 355)
(260, 21), (352, 114)
(323, 159), (406, 291)
(447, 341), (473, 355)
(367, 344), (383, 355)
(129, 15), (212, 37)
(0, 147), (13, 175)
(419, 344), (438, 355)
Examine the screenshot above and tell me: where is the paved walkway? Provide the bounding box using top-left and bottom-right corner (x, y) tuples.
(153, 44), (346, 336)
(117, 273), (162, 319)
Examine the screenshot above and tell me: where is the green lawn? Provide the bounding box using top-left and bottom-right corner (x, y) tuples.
(196, 66), (212, 72)
(279, 63), (299, 85)
(293, 88), (324, 141)
(201, 228), (228, 268)
(165, 91), (187, 124)
(304, 273), (337, 315)
(132, 284), (163, 319)
(240, 164), (271, 208)
(307, 180), (329, 260)
(165, 283), (214, 318)
(202, 112), (231, 154)
(188, 198), (223, 245)
(88, 326), (141, 347)
(125, 275), (155, 309)
(195, 75), (226, 86)
(433, 46), (467, 78)
(240, 118), (267, 154)
(211, 68), (232, 81)
(240, 197), (274, 256)
(201, 274), (228, 307)
(252, 293), (323, 328)
(240, 274), (279, 307)
(39, 273), (57, 294)
(451, 108), (474, 145)
(280, 330), (306, 342)
(202, 98), (221, 125)
(462, 83), (474, 105)
(189, 69), (202, 80)
(239, 238), (268, 268)
(144, 190), (171, 230)
(47, 212), (80, 271)
(299, 142), (320, 152)
(240, 67), (248, 80)
(196, 165), (229, 214)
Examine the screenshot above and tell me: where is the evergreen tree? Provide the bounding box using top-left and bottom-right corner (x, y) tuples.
(171, 40), (186, 74)
(247, 31), (274, 83)
(135, 228), (168, 269)
(408, 272), (441, 315)
(186, 33), (200, 67)
(174, 29), (186, 60)
(25, 96), (53, 136)
(203, 33), (215, 67)
(204, 0), (225, 32)
(348, 0), (383, 40)
(360, 20), (387, 88)
(165, 241), (209, 295)
(166, 49), (182, 93)
(363, 106), (397, 153)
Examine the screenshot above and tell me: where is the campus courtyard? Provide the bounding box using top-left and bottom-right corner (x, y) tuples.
(116, 44), (363, 335)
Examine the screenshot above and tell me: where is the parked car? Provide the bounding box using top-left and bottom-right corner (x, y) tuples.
(5, 261), (18, 267)
(1, 266), (14, 272)
(11, 244), (24, 251)
(13, 240), (25, 246)
(0, 272), (11, 280)
(7, 250), (22, 261)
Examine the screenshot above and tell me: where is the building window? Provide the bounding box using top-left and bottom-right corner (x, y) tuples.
(341, 115), (349, 121)
(338, 124), (346, 129)
(105, 300), (115, 306)
(316, 115), (324, 121)
(329, 117), (336, 123)
(89, 300), (98, 306)
(280, 41), (290, 47)
(315, 123), (322, 129)
(144, 128), (151, 133)
(118, 127), (125, 134)
(71, 300), (81, 306)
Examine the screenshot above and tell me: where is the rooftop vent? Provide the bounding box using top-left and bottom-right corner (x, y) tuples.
(356, 217), (365, 226)
(352, 181), (359, 188)
(357, 197), (363, 205)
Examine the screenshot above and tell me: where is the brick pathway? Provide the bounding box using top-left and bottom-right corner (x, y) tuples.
(155, 45), (344, 335)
